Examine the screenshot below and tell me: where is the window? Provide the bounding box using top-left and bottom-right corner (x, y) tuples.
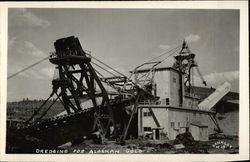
(144, 127), (152, 131)
(143, 111), (152, 117)
(178, 122), (180, 127)
(173, 77), (177, 83)
(171, 122), (175, 128)
(166, 98), (170, 105)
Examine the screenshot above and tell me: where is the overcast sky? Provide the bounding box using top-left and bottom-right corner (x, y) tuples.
(7, 8), (239, 102)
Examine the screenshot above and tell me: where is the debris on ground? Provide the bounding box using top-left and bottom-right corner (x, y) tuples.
(58, 142), (72, 149)
(209, 133), (235, 140)
(173, 132), (208, 153)
(62, 133), (239, 154)
(174, 144), (185, 149)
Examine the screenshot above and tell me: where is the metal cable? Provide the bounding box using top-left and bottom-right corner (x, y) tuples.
(7, 56), (49, 80)
(133, 45), (182, 72)
(92, 67), (123, 94)
(35, 94), (60, 123)
(156, 45), (182, 65)
(91, 61), (117, 77)
(86, 53), (127, 78)
(25, 91), (54, 124)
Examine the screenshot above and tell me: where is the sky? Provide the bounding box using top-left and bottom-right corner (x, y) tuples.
(7, 8), (239, 102)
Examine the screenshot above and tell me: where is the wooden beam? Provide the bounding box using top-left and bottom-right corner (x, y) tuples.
(148, 108), (160, 127)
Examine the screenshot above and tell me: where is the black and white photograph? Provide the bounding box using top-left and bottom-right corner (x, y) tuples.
(0, 1), (249, 161)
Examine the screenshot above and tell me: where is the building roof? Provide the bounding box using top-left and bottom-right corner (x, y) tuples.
(130, 67), (185, 74)
(138, 105), (216, 114)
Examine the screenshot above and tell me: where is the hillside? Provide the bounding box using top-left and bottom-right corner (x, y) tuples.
(7, 100), (65, 121)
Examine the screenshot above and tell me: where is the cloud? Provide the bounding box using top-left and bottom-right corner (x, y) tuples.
(24, 41), (47, 57)
(10, 8), (50, 28)
(9, 39), (47, 58)
(40, 66), (55, 79)
(7, 62), (49, 80)
(21, 69), (44, 79)
(8, 37), (16, 47)
(8, 64), (55, 81)
(158, 44), (171, 50)
(185, 34), (201, 43)
(8, 38), (50, 79)
(194, 70), (239, 89)
(204, 71), (239, 83)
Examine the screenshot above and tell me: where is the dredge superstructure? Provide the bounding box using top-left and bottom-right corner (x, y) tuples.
(7, 36), (232, 152)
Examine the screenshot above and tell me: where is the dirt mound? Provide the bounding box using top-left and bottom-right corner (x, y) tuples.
(174, 132), (208, 153)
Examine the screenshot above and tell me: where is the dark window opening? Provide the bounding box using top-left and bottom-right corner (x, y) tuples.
(144, 127), (152, 131)
(166, 98), (170, 105)
(143, 111), (152, 117)
(171, 122), (174, 128)
(173, 78), (177, 83)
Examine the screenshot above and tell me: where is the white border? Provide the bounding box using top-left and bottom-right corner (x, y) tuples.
(0, 1), (249, 161)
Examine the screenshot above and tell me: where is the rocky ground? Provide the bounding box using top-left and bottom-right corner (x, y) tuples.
(6, 101), (239, 154)
(61, 133), (239, 154)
